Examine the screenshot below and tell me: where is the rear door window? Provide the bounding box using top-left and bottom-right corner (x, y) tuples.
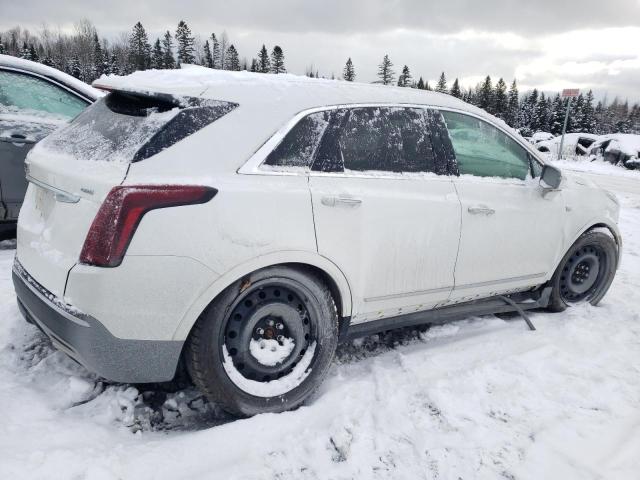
(312, 107), (454, 175)
(39, 91), (237, 163)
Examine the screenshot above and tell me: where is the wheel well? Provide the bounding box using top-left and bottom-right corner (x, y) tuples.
(585, 223), (619, 247)
(283, 263), (345, 320)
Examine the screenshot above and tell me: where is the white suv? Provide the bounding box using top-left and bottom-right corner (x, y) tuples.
(13, 69), (621, 416)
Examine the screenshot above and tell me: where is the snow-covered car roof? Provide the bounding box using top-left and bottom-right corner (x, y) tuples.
(94, 66), (503, 128)
(596, 134), (640, 156)
(0, 54), (102, 101)
(531, 132), (554, 143)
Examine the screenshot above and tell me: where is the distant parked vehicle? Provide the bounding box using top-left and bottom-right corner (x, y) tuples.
(13, 69), (621, 417)
(535, 133), (600, 158)
(530, 131), (554, 144)
(588, 134), (640, 169)
(0, 55), (101, 238)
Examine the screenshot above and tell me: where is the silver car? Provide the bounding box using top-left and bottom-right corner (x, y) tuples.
(0, 54), (101, 238)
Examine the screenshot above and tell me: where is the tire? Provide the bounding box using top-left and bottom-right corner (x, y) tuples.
(186, 266), (338, 417)
(547, 231), (618, 312)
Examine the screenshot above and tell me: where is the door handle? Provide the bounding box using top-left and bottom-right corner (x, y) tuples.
(468, 205), (495, 215)
(0, 133), (37, 145)
(321, 195), (362, 208)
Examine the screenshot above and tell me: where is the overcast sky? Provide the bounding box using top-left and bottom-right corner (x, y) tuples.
(2, 0), (639, 101)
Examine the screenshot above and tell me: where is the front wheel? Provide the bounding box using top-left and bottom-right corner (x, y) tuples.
(186, 266), (338, 417)
(547, 231), (618, 312)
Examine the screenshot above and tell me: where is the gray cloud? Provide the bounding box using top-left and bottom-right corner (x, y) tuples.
(2, 0), (639, 35)
(1, 0), (638, 101)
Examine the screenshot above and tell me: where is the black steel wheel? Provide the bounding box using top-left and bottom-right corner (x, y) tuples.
(186, 266), (338, 417)
(222, 281), (316, 385)
(548, 231), (618, 312)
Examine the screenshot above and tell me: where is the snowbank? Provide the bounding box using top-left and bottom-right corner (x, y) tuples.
(1, 165), (639, 479)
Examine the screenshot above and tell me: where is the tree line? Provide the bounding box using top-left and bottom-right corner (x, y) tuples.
(1, 21), (638, 136)
(0, 20), (287, 81)
(370, 55), (640, 137)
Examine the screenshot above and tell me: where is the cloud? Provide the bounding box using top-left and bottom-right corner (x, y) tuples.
(1, 1), (638, 101)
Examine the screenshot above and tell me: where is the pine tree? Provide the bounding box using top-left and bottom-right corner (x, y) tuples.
(68, 56), (82, 79)
(435, 72), (447, 93)
(250, 58), (258, 72)
(549, 94), (564, 135)
(425, 81), (432, 91)
(505, 80), (519, 127)
(397, 65), (411, 87)
(151, 39), (164, 69)
(20, 42), (29, 59)
(377, 54), (394, 85)
(343, 57), (355, 81)
(128, 22), (151, 71)
(162, 31), (175, 69)
(416, 77), (425, 90)
(533, 92), (550, 132)
(175, 20), (195, 65)
(581, 90), (596, 132)
(210, 34), (221, 69)
(570, 93), (585, 132)
(450, 78), (462, 98)
(257, 45), (270, 73)
(92, 32), (103, 77)
(478, 76), (494, 113)
(493, 78), (508, 120)
(226, 44), (240, 71)
(518, 89), (538, 135)
(0, 41), (5, 55)
(270, 46), (286, 74)
(203, 40), (213, 68)
(29, 44), (39, 62)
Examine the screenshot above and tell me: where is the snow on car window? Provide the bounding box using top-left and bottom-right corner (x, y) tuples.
(39, 96), (180, 163)
(36, 92), (236, 164)
(336, 107), (439, 174)
(441, 111), (530, 180)
(264, 110), (331, 168)
(0, 70), (87, 120)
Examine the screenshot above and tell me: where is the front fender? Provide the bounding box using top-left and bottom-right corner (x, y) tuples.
(557, 217), (622, 272)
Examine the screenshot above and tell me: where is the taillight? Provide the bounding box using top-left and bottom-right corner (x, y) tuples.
(79, 185), (217, 267)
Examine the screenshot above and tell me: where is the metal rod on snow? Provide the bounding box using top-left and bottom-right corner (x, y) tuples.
(498, 296), (536, 331)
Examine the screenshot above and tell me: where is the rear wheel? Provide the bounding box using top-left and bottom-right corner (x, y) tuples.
(547, 231), (617, 312)
(186, 266), (338, 417)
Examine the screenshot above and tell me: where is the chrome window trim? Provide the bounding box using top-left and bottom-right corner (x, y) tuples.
(26, 174), (81, 203)
(237, 102), (545, 179)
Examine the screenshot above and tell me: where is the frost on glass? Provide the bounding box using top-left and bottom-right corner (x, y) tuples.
(0, 70), (87, 120)
(441, 111), (530, 180)
(334, 107), (441, 174)
(265, 111), (330, 168)
(39, 96), (180, 163)
(35, 93), (236, 164)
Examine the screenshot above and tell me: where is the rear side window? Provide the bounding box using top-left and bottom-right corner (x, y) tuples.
(264, 111), (331, 168)
(39, 91), (237, 163)
(441, 111), (530, 180)
(313, 107), (452, 175)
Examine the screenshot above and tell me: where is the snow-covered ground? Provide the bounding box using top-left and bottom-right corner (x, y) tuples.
(1, 163), (639, 480)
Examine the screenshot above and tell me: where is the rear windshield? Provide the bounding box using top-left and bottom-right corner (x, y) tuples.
(39, 91), (237, 163)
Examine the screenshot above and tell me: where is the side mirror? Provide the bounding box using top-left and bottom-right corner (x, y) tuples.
(540, 164), (562, 190)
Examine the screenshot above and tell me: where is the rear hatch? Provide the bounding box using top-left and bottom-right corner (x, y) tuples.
(17, 89), (236, 299)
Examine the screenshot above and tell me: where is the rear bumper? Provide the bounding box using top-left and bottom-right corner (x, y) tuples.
(12, 259), (183, 383)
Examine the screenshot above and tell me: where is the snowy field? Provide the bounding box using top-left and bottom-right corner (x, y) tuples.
(1, 161), (639, 480)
